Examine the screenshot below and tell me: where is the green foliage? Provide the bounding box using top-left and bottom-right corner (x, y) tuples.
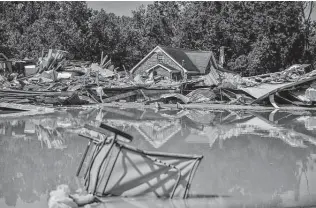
(178, 2), (308, 75)
(0, 2), (91, 58)
(0, 1), (315, 75)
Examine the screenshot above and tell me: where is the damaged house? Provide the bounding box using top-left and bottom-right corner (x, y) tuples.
(130, 45), (220, 81)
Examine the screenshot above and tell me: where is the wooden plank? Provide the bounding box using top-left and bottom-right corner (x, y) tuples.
(0, 89), (46, 94)
(0, 89), (73, 97)
(142, 89), (180, 96)
(103, 90), (139, 103)
(269, 94), (279, 108)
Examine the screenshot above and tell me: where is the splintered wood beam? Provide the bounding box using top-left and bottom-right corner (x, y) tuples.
(102, 90), (139, 103)
(268, 109), (279, 123)
(100, 51), (104, 66)
(139, 89), (149, 100)
(269, 94), (279, 108)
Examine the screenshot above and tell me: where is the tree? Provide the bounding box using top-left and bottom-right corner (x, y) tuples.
(0, 2), (91, 59)
(179, 2), (308, 75)
(0, 2), (314, 76)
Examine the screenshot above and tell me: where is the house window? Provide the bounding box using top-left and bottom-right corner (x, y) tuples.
(157, 52), (164, 63)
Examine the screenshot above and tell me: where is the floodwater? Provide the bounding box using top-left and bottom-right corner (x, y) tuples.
(1, 107), (316, 207)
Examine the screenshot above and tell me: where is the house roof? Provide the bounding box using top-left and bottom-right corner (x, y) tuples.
(160, 46), (215, 74)
(130, 45), (217, 74)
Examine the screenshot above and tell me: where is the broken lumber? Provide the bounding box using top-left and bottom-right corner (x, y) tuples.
(102, 90), (139, 103)
(0, 89), (74, 97)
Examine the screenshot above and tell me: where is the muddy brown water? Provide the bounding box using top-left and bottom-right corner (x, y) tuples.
(1, 107), (316, 207)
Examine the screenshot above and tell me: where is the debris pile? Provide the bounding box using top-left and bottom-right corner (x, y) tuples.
(213, 64), (316, 108)
(1, 49), (316, 109)
(0, 50), (195, 106)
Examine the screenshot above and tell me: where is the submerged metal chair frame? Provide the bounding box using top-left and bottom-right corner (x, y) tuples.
(76, 123), (203, 199)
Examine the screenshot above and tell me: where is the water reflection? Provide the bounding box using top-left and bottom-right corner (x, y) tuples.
(0, 107), (316, 207)
(102, 107), (316, 150)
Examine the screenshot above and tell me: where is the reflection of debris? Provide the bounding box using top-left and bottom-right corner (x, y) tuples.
(185, 126), (218, 148)
(297, 116), (316, 131)
(185, 110), (216, 125)
(24, 121), (36, 134)
(91, 107), (316, 150)
(36, 125), (67, 149)
(182, 109), (316, 149)
(2, 106), (316, 207)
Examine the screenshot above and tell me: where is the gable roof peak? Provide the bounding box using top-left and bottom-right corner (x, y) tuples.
(159, 45), (214, 74)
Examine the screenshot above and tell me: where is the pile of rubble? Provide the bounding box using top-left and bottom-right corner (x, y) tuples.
(218, 64), (316, 107)
(1, 49), (316, 109)
(153, 64), (316, 107)
(0, 50), (204, 106)
(220, 64), (312, 88)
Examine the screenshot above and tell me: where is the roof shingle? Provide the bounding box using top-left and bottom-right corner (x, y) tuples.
(160, 46), (214, 74)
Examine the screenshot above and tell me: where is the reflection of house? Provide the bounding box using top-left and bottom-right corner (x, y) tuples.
(185, 113), (316, 149)
(102, 108), (188, 148)
(106, 119), (182, 149)
(134, 120), (182, 148)
(0, 119), (68, 149)
(185, 127), (217, 148)
(130, 45), (219, 80)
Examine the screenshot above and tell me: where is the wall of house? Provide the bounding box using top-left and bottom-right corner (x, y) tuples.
(148, 66), (182, 81)
(153, 66), (171, 78)
(171, 72), (182, 81)
(133, 52), (183, 76)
